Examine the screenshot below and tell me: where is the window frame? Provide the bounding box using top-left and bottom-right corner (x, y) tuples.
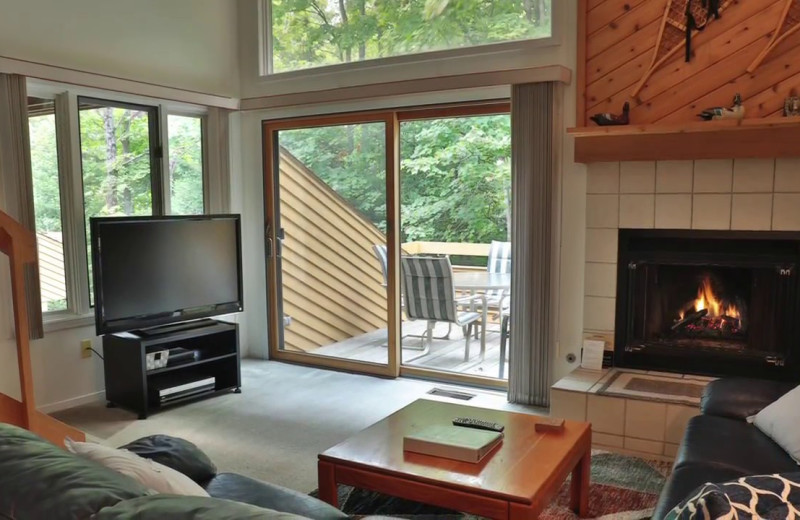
(26, 82), (210, 332)
(258, 0), (561, 79)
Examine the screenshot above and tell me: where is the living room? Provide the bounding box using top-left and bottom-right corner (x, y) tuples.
(2, 0), (800, 519)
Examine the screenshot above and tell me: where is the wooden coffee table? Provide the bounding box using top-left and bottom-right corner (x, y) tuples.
(318, 399), (592, 519)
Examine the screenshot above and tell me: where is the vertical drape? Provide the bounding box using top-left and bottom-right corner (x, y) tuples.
(508, 82), (556, 407)
(0, 73), (43, 340)
(205, 107), (232, 214)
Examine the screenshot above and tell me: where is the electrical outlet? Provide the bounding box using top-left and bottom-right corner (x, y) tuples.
(81, 339), (93, 359)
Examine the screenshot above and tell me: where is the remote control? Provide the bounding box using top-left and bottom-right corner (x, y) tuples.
(452, 417), (505, 432)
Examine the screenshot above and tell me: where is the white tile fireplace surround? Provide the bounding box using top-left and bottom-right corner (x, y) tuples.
(570, 158), (800, 459)
(583, 158), (800, 338)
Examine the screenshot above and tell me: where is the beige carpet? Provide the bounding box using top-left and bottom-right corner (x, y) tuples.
(53, 359), (534, 493)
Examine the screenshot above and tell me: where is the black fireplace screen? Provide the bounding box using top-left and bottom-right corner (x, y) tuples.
(615, 230), (800, 378)
(629, 264), (783, 355)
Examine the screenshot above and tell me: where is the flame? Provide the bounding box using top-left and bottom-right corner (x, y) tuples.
(692, 276), (740, 319)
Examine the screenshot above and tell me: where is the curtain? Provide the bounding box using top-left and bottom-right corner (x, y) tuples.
(508, 82), (556, 407)
(0, 73), (43, 340)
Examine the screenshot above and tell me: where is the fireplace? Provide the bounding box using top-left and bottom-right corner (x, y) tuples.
(614, 230), (800, 379)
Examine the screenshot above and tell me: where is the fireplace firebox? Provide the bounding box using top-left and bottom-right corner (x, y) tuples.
(614, 230), (800, 379)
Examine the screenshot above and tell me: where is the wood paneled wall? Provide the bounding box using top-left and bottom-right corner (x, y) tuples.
(580, 0), (800, 126)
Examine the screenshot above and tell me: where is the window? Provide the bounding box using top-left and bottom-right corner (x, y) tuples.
(24, 87), (209, 324)
(28, 97), (67, 313)
(78, 98), (160, 303)
(267, 0), (553, 74)
(167, 115), (205, 215)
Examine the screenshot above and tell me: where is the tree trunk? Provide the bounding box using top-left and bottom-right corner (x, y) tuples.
(536, 0), (546, 26)
(524, 0), (534, 22)
(338, 0), (352, 62)
(358, 0), (366, 60)
(102, 107), (118, 212)
(120, 113), (134, 215)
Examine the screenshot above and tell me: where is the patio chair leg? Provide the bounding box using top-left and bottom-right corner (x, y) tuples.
(464, 323), (473, 362)
(499, 315), (509, 379)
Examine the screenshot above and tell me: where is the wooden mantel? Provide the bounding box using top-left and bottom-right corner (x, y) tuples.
(569, 119), (800, 163)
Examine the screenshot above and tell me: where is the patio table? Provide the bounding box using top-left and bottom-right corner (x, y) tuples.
(453, 271), (511, 360)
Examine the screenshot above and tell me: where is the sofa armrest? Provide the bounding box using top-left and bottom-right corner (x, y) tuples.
(700, 378), (797, 420)
(205, 473), (348, 520)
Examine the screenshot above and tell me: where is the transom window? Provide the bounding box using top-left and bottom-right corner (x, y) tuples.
(267, 0), (552, 74)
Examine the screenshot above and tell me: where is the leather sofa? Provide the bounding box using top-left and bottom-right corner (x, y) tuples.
(0, 423), (348, 519)
(652, 378), (798, 519)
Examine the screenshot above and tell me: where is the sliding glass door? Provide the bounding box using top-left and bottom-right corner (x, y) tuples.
(263, 114), (398, 376)
(263, 105), (510, 386)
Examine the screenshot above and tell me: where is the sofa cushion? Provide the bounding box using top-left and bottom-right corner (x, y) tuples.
(120, 434), (217, 484)
(652, 465), (745, 520)
(752, 384), (800, 462)
(0, 423), (149, 520)
(674, 415), (798, 476)
(700, 378), (796, 420)
(205, 473), (348, 520)
(66, 438), (209, 496)
(93, 495), (309, 520)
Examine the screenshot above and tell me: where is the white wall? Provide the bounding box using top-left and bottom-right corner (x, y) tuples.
(0, 0), (242, 410)
(235, 0), (588, 383)
(0, 0), (240, 97)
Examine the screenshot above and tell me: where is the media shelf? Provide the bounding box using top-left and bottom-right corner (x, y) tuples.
(103, 319), (241, 419)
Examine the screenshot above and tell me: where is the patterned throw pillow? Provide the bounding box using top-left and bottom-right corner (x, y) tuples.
(666, 473), (800, 519)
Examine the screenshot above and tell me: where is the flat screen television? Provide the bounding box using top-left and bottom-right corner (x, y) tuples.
(90, 215), (243, 335)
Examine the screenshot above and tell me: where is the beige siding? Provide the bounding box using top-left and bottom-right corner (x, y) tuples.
(279, 150), (387, 353)
(36, 232), (66, 307)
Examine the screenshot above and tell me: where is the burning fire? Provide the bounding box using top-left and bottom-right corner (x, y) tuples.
(691, 276), (740, 319)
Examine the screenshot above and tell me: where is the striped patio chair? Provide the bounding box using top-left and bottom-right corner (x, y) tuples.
(486, 240), (511, 312)
(400, 255), (483, 360)
(372, 244), (453, 348)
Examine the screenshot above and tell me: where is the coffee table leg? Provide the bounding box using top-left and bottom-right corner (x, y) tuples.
(570, 447), (590, 517)
(318, 460), (338, 508)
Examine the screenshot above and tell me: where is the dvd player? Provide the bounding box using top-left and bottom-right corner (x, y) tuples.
(149, 376), (215, 405)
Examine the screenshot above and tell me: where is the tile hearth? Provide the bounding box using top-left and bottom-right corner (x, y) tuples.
(550, 368), (713, 460)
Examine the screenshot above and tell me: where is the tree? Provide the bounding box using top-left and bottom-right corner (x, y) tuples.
(271, 0), (552, 72)
(279, 114), (511, 250)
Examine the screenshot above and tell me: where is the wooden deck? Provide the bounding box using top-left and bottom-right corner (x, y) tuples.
(311, 320), (508, 380)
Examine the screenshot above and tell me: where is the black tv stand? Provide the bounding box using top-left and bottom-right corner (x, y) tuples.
(102, 319), (240, 419)
(136, 318), (217, 338)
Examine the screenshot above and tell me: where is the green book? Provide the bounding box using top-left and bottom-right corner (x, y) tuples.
(403, 425), (503, 463)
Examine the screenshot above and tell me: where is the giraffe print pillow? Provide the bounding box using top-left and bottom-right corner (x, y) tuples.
(666, 473), (800, 519)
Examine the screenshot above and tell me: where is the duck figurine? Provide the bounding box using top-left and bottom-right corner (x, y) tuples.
(590, 102), (630, 126)
(698, 94), (745, 121)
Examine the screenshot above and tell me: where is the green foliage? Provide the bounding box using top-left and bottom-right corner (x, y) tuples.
(29, 114), (61, 232)
(168, 116), (205, 215)
(79, 106), (154, 220)
(271, 0), (552, 72)
(279, 115), (510, 245)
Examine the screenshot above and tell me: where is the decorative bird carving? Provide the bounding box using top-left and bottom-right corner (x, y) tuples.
(698, 94), (745, 121)
(590, 102), (630, 126)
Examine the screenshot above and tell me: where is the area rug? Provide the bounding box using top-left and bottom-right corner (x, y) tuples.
(596, 371), (710, 405)
(311, 450), (672, 520)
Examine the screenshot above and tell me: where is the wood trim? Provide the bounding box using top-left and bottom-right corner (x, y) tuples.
(576, 0), (589, 127)
(242, 66), (572, 111)
(570, 119), (800, 162)
(387, 113), (401, 377)
(397, 103), (510, 121)
(0, 55), (238, 109)
(400, 366), (508, 389)
(270, 350), (397, 377)
(333, 465), (511, 519)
